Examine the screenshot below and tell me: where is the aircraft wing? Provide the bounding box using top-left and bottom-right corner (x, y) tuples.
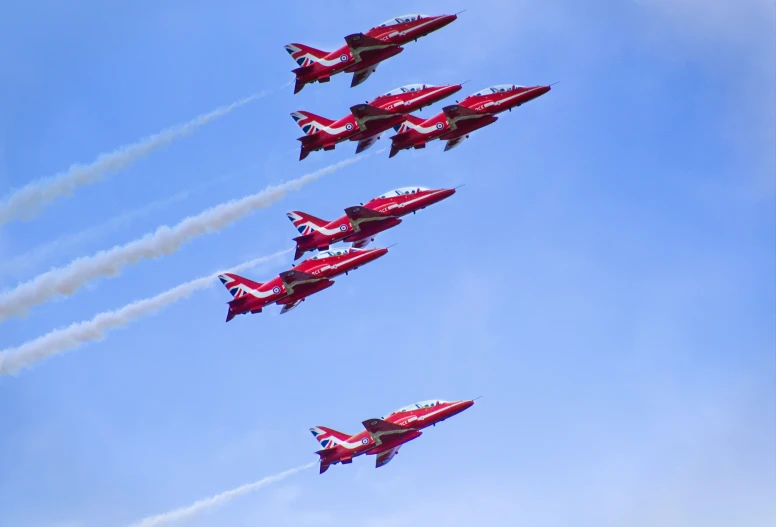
(375, 446), (401, 469)
(444, 136), (468, 152)
(279, 299), (303, 315)
(362, 418), (412, 435)
(442, 104), (490, 131)
(355, 135), (381, 154)
(345, 33), (398, 63)
(351, 66), (378, 88)
(351, 237), (374, 249)
(344, 206), (393, 232)
(350, 104), (399, 132)
(279, 269), (328, 296)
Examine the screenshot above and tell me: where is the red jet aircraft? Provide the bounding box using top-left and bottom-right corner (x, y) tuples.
(291, 83), (461, 160)
(389, 84), (552, 157)
(285, 13), (458, 94)
(218, 246), (387, 321)
(311, 399), (475, 474)
(287, 186), (456, 260)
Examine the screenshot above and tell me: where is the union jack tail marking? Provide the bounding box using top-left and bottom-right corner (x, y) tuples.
(310, 426), (351, 449)
(284, 43), (329, 68)
(218, 273), (263, 299)
(286, 211), (329, 235)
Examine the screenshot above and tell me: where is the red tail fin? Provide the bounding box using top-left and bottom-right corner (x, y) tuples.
(291, 111), (336, 135)
(218, 273), (263, 298)
(285, 43), (329, 67)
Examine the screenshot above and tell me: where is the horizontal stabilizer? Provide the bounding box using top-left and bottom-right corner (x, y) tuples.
(291, 65), (315, 76)
(292, 234), (314, 260)
(227, 295), (254, 310)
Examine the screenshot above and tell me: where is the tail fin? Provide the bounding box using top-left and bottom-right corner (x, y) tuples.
(310, 426), (351, 449)
(393, 114), (426, 133)
(286, 211), (329, 236)
(218, 273), (263, 298)
(291, 111), (336, 135)
(285, 43), (329, 68)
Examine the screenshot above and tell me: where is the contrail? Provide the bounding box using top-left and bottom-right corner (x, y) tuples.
(0, 162), (260, 281)
(127, 462), (316, 527)
(0, 90), (273, 226)
(0, 249), (290, 376)
(0, 155), (365, 320)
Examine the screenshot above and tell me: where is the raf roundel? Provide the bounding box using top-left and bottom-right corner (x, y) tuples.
(345, 123), (353, 130)
(340, 54), (348, 62)
(361, 437), (369, 445)
(435, 122), (444, 130)
(370, 420), (378, 426)
(339, 224), (348, 231)
(272, 286), (281, 294)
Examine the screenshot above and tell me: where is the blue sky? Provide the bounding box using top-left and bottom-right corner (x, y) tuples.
(1, 0), (774, 525)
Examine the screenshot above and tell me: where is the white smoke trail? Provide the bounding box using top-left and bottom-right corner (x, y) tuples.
(127, 462), (316, 527)
(0, 162), (260, 280)
(0, 249), (290, 376)
(0, 90), (272, 226)
(0, 155), (365, 321)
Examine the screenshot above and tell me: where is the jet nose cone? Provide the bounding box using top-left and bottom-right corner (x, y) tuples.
(437, 14), (458, 27)
(459, 400), (474, 411)
(537, 85), (552, 97)
(436, 188), (457, 200)
(372, 248), (389, 259)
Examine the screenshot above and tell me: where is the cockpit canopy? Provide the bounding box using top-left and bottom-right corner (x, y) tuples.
(311, 247), (358, 260)
(377, 186), (429, 199)
(376, 14), (427, 27)
(390, 400), (449, 415)
(380, 84), (433, 97)
(472, 84), (524, 96)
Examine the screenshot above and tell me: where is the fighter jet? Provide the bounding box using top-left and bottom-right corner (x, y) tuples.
(291, 83), (461, 160)
(389, 84), (552, 156)
(285, 13), (458, 94)
(287, 186), (456, 260)
(311, 399), (475, 474)
(218, 246), (387, 320)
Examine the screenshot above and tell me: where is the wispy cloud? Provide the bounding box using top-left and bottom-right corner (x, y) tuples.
(126, 462), (316, 527)
(0, 249), (290, 375)
(0, 155), (366, 320)
(0, 90), (274, 226)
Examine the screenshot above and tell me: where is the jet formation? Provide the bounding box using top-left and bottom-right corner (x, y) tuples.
(215, 12), (555, 473)
(286, 13), (551, 158)
(219, 186), (456, 319)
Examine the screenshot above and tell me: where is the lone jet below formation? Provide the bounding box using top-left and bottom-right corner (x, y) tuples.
(285, 13), (458, 94)
(390, 84), (552, 156)
(291, 83), (461, 160)
(218, 246), (387, 320)
(286, 186), (457, 259)
(311, 399), (475, 474)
